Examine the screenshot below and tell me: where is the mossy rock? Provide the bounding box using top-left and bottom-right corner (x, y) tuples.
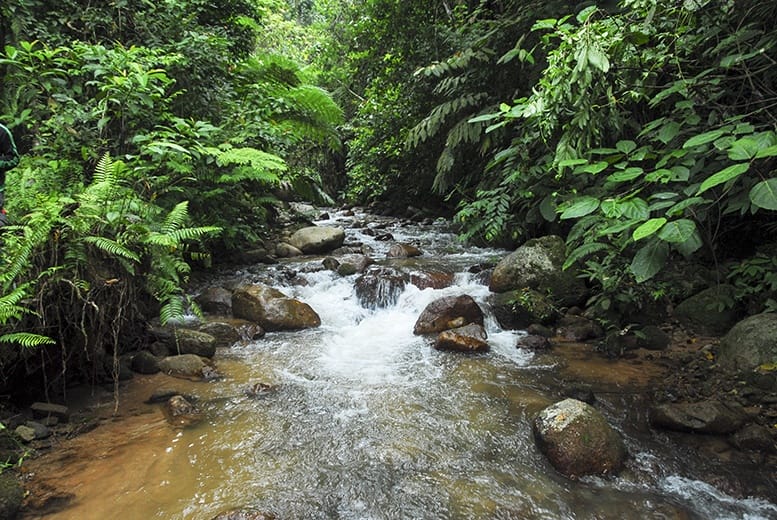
(0, 472), (23, 519)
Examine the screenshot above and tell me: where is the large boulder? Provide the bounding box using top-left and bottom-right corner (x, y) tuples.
(533, 398), (626, 478)
(489, 235), (587, 307)
(434, 324), (489, 353)
(491, 288), (558, 330)
(409, 269), (454, 290)
(289, 226), (345, 254)
(232, 284), (320, 331)
(717, 313), (777, 373)
(354, 266), (410, 308)
(673, 284), (741, 336)
(649, 400), (747, 434)
(413, 295), (485, 335)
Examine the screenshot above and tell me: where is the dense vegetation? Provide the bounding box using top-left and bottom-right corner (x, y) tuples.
(1, 0), (776, 398)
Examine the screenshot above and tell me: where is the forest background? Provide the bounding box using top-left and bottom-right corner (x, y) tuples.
(0, 0), (776, 399)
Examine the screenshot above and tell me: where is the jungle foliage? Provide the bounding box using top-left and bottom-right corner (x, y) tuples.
(324, 0), (777, 320)
(0, 0), (342, 395)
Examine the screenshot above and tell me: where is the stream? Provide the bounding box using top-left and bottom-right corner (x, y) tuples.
(21, 208), (777, 519)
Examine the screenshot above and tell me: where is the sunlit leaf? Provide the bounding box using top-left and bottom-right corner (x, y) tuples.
(632, 218), (667, 241)
(749, 179), (777, 210)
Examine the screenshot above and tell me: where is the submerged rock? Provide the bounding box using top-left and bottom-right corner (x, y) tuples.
(164, 395), (203, 428)
(387, 242), (422, 258)
(232, 284), (320, 331)
(212, 509), (277, 520)
(158, 354), (208, 378)
(434, 323), (489, 353)
(533, 398), (626, 478)
(516, 334), (552, 351)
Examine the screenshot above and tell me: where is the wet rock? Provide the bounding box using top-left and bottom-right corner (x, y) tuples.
(674, 284), (741, 336)
(730, 424), (776, 453)
(244, 382), (278, 398)
(211, 509), (277, 520)
(489, 235), (588, 307)
(413, 295), (485, 335)
(563, 386), (596, 405)
(354, 266), (410, 308)
(232, 284), (321, 331)
(158, 354), (208, 378)
(409, 270), (455, 290)
(30, 402), (69, 422)
(526, 323), (553, 337)
(0, 472), (23, 520)
(198, 321), (240, 348)
(14, 425), (37, 442)
(289, 226), (345, 254)
(131, 351), (160, 374)
(149, 340), (170, 357)
(650, 400), (747, 434)
(196, 286), (232, 315)
(491, 289), (559, 330)
(556, 315), (604, 342)
(171, 329), (217, 358)
(322, 256), (340, 271)
(717, 313), (777, 373)
(434, 324), (489, 353)
(164, 395), (203, 428)
(239, 248), (276, 264)
(516, 334), (551, 351)
(146, 388), (187, 404)
(387, 243), (422, 258)
(275, 242), (303, 258)
(533, 398), (626, 478)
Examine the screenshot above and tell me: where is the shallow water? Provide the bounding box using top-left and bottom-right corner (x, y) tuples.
(21, 210), (777, 520)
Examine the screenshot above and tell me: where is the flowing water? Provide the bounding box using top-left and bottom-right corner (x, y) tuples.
(21, 209), (777, 519)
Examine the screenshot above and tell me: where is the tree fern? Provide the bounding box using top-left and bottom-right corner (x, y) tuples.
(0, 333), (55, 348)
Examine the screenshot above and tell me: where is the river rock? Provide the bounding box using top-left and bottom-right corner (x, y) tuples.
(717, 313), (777, 373)
(131, 351), (160, 374)
(533, 398), (626, 478)
(30, 402), (69, 422)
(196, 286), (232, 315)
(198, 321), (240, 348)
(232, 284), (321, 331)
(164, 395), (203, 428)
(730, 424), (777, 453)
(0, 472), (23, 520)
(489, 235), (587, 307)
(158, 354), (208, 378)
(387, 243), (422, 258)
(413, 295), (485, 335)
(649, 400), (747, 434)
(171, 329), (217, 358)
(354, 266), (410, 308)
(409, 270), (455, 290)
(434, 324), (489, 353)
(491, 288), (559, 330)
(673, 284), (740, 335)
(555, 314), (603, 342)
(289, 226), (345, 254)
(275, 242), (303, 258)
(516, 334), (552, 351)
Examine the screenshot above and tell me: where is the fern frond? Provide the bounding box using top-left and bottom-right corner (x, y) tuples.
(217, 166), (281, 185)
(161, 201), (190, 234)
(0, 333), (55, 348)
(159, 296), (186, 326)
(216, 147), (287, 171)
(82, 236), (141, 262)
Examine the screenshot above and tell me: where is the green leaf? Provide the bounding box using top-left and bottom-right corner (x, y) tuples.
(580, 161), (609, 174)
(621, 198), (650, 220)
(539, 196), (557, 222)
(658, 121), (681, 144)
(632, 218), (667, 241)
(587, 47), (610, 73)
(630, 240), (668, 283)
(683, 129), (728, 148)
(697, 163), (750, 195)
(560, 197), (600, 219)
(657, 219), (696, 243)
(727, 137), (761, 161)
(755, 145), (777, 159)
(558, 158), (588, 169)
(675, 229), (703, 256)
(749, 179), (777, 210)
(563, 242), (609, 270)
(616, 140), (637, 155)
(607, 167), (643, 183)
